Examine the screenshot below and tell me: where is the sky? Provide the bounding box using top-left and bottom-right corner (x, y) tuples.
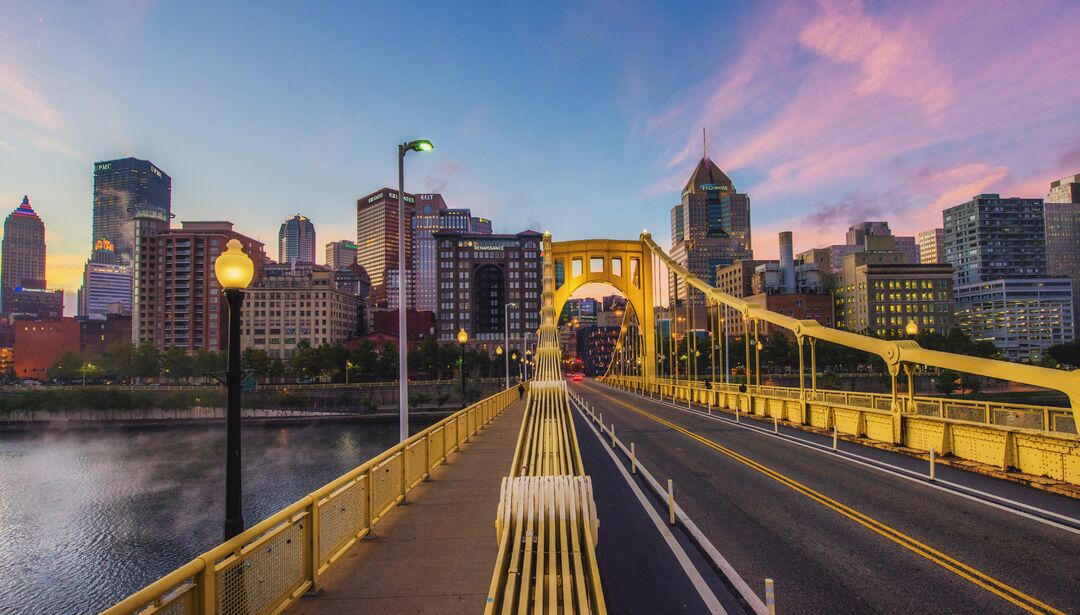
(1, 0), (1079, 314)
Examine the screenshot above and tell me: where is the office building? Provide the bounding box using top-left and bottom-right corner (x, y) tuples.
(7, 288), (64, 321)
(953, 279), (1073, 361)
(80, 313), (133, 356)
(1047, 173), (1080, 204)
(670, 155), (752, 303)
(278, 214), (316, 265)
(943, 193), (1073, 354)
(78, 262), (132, 318)
(1, 196), (47, 315)
(357, 188), (415, 306)
(330, 261), (372, 336)
(471, 216), (493, 234)
(559, 298), (598, 327)
(917, 228), (945, 264)
(131, 206), (172, 343)
(740, 232), (833, 338)
(818, 221), (915, 274)
(91, 157), (171, 267)
(13, 318), (80, 381)
(715, 260), (769, 337)
(240, 264), (360, 359)
(325, 240), (358, 269)
(434, 230), (543, 350)
(412, 194), (495, 313)
(1044, 174), (1080, 330)
(140, 221), (265, 352)
(834, 252), (954, 336)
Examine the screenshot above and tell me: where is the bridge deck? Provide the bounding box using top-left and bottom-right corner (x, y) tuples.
(288, 398), (527, 615)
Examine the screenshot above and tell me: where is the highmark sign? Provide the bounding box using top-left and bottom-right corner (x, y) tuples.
(698, 183), (729, 191)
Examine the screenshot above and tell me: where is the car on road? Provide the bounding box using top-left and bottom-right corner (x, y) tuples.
(573, 373), (583, 382)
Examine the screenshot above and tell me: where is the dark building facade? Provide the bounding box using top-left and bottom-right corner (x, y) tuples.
(92, 157), (172, 267)
(1, 196), (47, 315)
(943, 194), (1047, 286)
(434, 230), (543, 350)
(577, 325), (620, 376)
(1045, 174), (1080, 329)
(670, 156), (752, 303)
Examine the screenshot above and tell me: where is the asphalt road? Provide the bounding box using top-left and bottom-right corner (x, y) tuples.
(571, 380), (1080, 615)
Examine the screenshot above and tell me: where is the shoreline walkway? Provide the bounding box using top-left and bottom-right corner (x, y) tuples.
(289, 397), (526, 615)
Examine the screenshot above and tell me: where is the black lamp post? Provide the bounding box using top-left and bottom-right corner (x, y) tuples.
(457, 328), (468, 408)
(215, 239), (255, 540)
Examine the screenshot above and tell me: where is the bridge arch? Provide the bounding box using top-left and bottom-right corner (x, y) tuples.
(549, 237), (656, 379)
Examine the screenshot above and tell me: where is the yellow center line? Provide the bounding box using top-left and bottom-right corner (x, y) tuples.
(584, 384), (1064, 615)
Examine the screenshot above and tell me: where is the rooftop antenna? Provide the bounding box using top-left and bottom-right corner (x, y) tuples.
(702, 127), (707, 160)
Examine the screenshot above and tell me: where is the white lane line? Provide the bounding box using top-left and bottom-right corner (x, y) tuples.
(571, 395), (729, 615)
(593, 382), (1080, 536)
(570, 392), (769, 615)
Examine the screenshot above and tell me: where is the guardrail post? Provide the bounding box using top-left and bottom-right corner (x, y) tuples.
(765, 579), (776, 615)
(929, 446), (936, 481)
(773, 416), (778, 433)
(667, 479), (675, 525)
(832, 424), (838, 450)
(610, 423), (616, 447)
(308, 498), (320, 591)
(631, 442), (637, 475)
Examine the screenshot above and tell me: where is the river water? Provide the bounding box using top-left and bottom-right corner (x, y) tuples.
(0, 418), (423, 614)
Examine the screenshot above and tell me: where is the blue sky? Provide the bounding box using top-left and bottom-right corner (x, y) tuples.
(2, 1), (1079, 312)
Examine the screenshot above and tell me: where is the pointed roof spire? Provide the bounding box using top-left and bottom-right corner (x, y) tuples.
(681, 156), (735, 197)
(12, 195), (39, 218)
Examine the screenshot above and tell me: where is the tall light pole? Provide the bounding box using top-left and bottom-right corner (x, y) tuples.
(504, 302), (517, 389)
(397, 139), (433, 442)
(457, 328), (469, 408)
(496, 345), (504, 387)
(215, 239), (255, 540)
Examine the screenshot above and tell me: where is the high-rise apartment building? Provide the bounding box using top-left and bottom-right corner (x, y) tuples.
(559, 298), (599, 327)
(325, 240), (358, 269)
(357, 188), (415, 306)
(1, 196), (47, 315)
(131, 207), (171, 344)
(434, 230), (543, 349)
(278, 215), (316, 265)
(670, 156), (752, 303)
(138, 221), (265, 352)
(917, 228), (945, 264)
(943, 193), (1074, 357)
(240, 264), (360, 359)
(1045, 173), (1080, 330)
(91, 157), (171, 267)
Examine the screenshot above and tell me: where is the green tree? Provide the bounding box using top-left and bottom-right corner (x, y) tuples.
(48, 350), (83, 381)
(935, 369), (960, 395)
(1047, 339), (1080, 368)
(242, 348), (272, 379)
(376, 342), (398, 380)
(161, 347), (194, 382)
(102, 340), (135, 380)
(192, 349), (225, 383)
(131, 343), (161, 381)
(349, 340), (378, 381)
(290, 342), (320, 380)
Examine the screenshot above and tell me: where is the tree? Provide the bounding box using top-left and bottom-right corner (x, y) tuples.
(131, 343), (161, 381)
(242, 348), (272, 379)
(161, 347), (194, 382)
(349, 340), (378, 381)
(1047, 339), (1080, 368)
(290, 342), (321, 380)
(192, 349), (225, 383)
(935, 369), (960, 395)
(102, 341), (135, 380)
(49, 350), (83, 381)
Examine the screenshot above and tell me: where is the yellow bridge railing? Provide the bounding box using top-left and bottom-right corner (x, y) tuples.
(102, 386), (521, 615)
(485, 231), (606, 615)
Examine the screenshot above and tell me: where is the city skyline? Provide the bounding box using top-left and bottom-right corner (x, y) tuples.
(2, 1), (1080, 313)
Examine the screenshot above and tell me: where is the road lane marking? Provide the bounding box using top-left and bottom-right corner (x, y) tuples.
(572, 396), (728, 614)
(600, 382), (1080, 535)
(583, 384), (1065, 615)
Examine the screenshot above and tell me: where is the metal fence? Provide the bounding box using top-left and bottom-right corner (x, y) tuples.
(101, 385), (521, 615)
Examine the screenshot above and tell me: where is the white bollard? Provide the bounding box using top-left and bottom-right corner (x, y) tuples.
(667, 479), (675, 525)
(610, 423), (616, 446)
(765, 579), (776, 615)
(833, 425), (838, 450)
(930, 446), (936, 481)
(735, 408), (740, 423)
(631, 442), (637, 475)
(773, 416), (779, 433)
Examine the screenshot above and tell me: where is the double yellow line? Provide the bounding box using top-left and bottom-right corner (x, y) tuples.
(587, 385), (1064, 615)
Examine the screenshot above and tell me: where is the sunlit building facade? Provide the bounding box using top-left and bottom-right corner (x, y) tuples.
(953, 278), (1074, 361)
(834, 252), (954, 336)
(278, 214), (316, 265)
(1, 196), (47, 316)
(357, 188), (415, 307)
(91, 157), (171, 267)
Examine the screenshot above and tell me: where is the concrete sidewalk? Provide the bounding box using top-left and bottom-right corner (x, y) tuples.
(289, 397), (526, 615)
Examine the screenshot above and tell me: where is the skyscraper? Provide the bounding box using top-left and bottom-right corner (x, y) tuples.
(278, 214), (316, 265)
(943, 193), (1073, 360)
(357, 188), (416, 307)
(325, 240), (358, 269)
(1044, 173), (1080, 329)
(91, 158), (171, 267)
(670, 156), (752, 303)
(131, 206), (172, 343)
(1, 196), (46, 315)
(78, 262), (132, 318)
(410, 193), (496, 313)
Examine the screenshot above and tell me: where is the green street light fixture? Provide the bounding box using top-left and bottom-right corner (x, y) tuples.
(214, 239), (255, 540)
(396, 138), (435, 442)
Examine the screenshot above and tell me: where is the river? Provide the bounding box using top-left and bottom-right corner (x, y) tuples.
(0, 418), (425, 614)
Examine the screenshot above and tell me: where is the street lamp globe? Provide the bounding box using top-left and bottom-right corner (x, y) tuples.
(215, 239), (254, 289)
(407, 139), (434, 152)
(905, 320), (920, 337)
(756, 340), (763, 351)
(496, 345), (503, 356)
(457, 328), (469, 345)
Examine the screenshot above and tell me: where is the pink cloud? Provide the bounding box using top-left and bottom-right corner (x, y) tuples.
(0, 55), (63, 130)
